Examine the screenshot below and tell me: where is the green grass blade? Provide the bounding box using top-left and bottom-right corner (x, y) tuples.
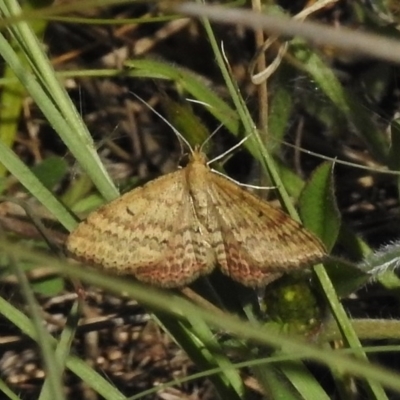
(0, 295), (126, 400)
(0, 0), (118, 201)
(5, 243), (400, 395)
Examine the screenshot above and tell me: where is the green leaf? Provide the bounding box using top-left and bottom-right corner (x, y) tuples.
(268, 66), (294, 149)
(275, 159), (305, 200)
(31, 156), (68, 191)
(298, 162), (340, 251)
(0, 140), (76, 231)
(160, 96), (210, 148)
(324, 258), (369, 298)
(291, 41), (389, 163)
(125, 59), (239, 136)
(68, 193), (104, 216)
(0, 0), (118, 204)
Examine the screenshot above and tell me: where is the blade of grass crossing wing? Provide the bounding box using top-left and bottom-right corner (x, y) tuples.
(199, 2), (300, 220)
(3, 243), (400, 393)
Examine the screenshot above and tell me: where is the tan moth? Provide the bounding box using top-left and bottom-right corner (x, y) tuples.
(66, 146), (326, 288)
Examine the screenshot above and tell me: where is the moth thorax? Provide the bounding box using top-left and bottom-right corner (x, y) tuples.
(186, 159), (211, 216)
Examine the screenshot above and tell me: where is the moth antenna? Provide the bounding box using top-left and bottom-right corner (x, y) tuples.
(207, 135), (250, 165)
(130, 92), (194, 154)
(200, 122), (224, 152)
(210, 168), (276, 190)
(184, 98), (226, 152)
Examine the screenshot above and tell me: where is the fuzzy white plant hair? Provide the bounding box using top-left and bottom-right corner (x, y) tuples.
(359, 240), (400, 281)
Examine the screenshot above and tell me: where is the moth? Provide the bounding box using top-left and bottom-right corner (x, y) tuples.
(66, 148), (326, 288)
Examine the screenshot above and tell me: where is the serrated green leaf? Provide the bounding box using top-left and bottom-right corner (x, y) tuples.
(298, 162), (340, 251)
